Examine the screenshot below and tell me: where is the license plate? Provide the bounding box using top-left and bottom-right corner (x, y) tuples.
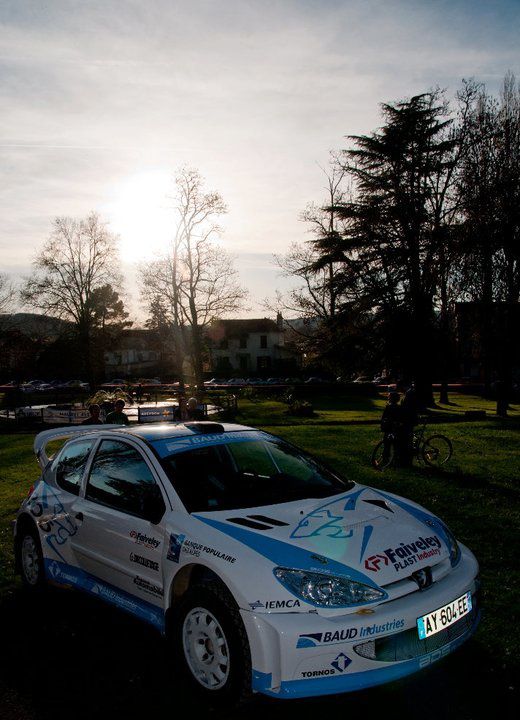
(417, 592), (472, 639)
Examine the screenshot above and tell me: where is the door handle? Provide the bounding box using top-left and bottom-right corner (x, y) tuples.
(75, 512), (84, 521)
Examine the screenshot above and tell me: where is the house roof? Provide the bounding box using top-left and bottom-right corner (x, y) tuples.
(207, 318), (279, 341)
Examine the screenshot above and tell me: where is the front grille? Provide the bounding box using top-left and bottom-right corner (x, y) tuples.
(354, 592), (479, 662)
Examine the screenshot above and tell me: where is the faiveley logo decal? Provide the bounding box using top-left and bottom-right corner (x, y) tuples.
(249, 599), (301, 610)
(129, 553), (159, 572)
(364, 535), (442, 572)
(130, 530), (161, 550)
(296, 618), (405, 648)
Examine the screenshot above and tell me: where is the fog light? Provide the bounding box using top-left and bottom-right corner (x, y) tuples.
(354, 640), (376, 660)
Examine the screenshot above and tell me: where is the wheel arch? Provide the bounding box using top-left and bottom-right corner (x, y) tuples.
(165, 563), (238, 631)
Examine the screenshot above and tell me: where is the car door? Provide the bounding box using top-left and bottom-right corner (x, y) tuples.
(36, 438), (96, 570)
(70, 437), (168, 607)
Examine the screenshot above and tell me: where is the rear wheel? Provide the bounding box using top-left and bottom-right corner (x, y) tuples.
(172, 581), (252, 706)
(17, 524), (45, 590)
(422, 435), (453, 466)
(371, 439), (395, 470)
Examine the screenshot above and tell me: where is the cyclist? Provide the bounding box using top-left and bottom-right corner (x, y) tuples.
(401, 386), (419, 466)
(380, 391), (404, 465)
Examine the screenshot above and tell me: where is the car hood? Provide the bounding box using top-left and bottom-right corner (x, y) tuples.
(194, 485), (452, 588)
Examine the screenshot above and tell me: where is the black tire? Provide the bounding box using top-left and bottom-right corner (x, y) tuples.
(422, 435), (453, 466)
(171, 581), (252, 706)
(371, 439), (395, 470)
(16, 522), (46, 590)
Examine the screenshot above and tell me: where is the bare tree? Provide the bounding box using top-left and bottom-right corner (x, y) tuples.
(140, 168), (247, 386)
(21, 213), (123, 381)
(0, 273), (15, 314)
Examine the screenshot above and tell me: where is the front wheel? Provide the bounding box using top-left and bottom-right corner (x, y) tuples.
(172, 582), (252, 706)
(422, 435), (453, 466)
(371, 439), (395, 470)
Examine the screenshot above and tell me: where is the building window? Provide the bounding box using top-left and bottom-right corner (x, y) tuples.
(220, 338), (229, 349)
(257, 356), (271, 370)
(239, 335), (248, 349)
(260, 335), (267, 349)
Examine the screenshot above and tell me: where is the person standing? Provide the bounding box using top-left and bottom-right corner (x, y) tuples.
(173, 395), (189, 421)
(106, 399), (130, 425)
(380, 391), (404, 465)
(187, 397), (204, 420)
(401, 386), (419, 466)
(81, 403), (104, 425)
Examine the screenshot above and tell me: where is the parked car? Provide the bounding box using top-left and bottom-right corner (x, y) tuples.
(56, 380), (90, 391)
(15, 422), (479, 703)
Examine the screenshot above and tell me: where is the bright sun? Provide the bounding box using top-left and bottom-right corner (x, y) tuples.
(107, 169), (174, 262)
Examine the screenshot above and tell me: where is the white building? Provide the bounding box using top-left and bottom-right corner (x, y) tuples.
(207, 315), (298, 374)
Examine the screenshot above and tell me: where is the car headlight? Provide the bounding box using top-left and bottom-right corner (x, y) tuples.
(441, 523), (461, 567)
(273, 567), (386, 608)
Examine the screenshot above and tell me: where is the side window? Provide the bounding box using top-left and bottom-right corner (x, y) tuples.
(55, 440), (94, 496)
(86, 440), (165, 519)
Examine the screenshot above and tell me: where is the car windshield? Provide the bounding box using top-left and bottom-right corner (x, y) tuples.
(160, 438), (353, 512)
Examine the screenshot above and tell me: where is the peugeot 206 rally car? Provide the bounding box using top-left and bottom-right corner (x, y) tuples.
(14, 422), (480, 703)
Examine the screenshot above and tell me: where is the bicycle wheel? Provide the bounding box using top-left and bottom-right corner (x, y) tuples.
(371, 440), (395, 470)
(422, 435), (452, 466)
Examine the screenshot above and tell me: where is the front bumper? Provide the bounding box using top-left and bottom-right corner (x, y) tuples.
(241, 544), (480, 699)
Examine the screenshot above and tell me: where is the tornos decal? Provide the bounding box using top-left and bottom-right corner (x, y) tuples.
(301, 653), (352, 678)
(130, 530), (161, 550)
(296, 619), (405, 647)
(249, 599), (301, 610)
(130, 553), (159, 571)
(365, 535), (442, 572)
(331, 653), (352, 672)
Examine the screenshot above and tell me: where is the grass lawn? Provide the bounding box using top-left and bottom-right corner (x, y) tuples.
(236, 389), (520, 426)
(0, 398), (518, 717)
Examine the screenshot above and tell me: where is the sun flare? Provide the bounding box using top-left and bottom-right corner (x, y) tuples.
(107, 169), (174, 262)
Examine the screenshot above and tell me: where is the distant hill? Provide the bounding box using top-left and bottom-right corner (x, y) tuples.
(0, 313), (71, 337)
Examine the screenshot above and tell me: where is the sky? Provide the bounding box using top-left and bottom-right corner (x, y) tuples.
(1, 0), (518, 322)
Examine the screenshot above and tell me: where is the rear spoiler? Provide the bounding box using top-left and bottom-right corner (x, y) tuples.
(33, 425), (124, 469)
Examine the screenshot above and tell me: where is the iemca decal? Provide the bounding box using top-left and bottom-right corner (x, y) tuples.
(249, 599), (301, 610)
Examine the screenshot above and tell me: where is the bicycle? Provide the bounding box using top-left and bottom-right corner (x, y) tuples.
(371, 420), (452, 470)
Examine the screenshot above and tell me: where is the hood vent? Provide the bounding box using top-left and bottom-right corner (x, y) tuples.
(227, 515), (289, 530)
(248, 514), (289, 527)
(363, 499), (394, 513)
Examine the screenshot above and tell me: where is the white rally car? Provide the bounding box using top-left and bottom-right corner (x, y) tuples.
(14, 422), (480, 702)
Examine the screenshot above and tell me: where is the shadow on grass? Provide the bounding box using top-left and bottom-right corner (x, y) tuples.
(0, 587), (516, 720)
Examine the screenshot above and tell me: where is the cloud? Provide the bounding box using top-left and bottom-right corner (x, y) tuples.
(0, 0), (518, 317)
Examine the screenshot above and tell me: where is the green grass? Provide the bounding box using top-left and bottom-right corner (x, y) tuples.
(0, 403), (518, 688)
(255, 420), (520, 684)
(0, 434), (40, 589)
(237, 389), (520, 426)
